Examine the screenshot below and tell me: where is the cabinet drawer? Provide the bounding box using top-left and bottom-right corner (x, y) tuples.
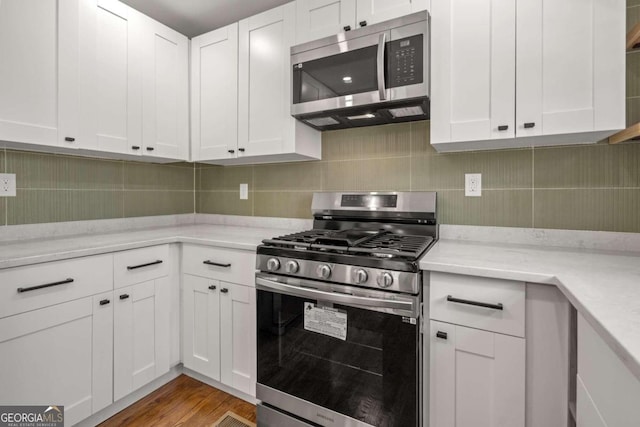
(429, 272), (525, 337)
(183, 245), (256, 286)
(0, 254), (113, 319)
(113, 245), (170, 289)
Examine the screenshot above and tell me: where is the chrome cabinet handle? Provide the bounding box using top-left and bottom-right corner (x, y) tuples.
(127, 260), (163, 270)
(446, 295), (504, 311)
(203, 260), (231, 268)
(377, 32), (387, 101)
(17, 278), (74, 293)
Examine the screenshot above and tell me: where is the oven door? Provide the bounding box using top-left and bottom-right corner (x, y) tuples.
(256, 273), (421, 427)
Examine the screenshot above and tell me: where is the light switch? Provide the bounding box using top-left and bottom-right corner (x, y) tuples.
(0, 173), (16, 197)
(240, 183), (248, 200)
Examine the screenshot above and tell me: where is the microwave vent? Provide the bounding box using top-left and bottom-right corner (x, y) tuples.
(389, 106), (425, 118)
(305, 117), (340, 127)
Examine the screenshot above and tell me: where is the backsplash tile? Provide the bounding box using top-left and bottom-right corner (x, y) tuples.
(322, 122), (412, 161)
(534, 189), (640, 232)
(0, 148), (195, 226)
(254, 192), (313, 219)
(438, 190), (533, 228)
(254, 162), (322, 191)
(197, 191), (253, 216)
(7, 189), (123, 225)
(322, 157), (411, 191)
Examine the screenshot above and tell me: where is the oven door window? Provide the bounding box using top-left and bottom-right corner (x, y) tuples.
(293, 45), (379, 104)
(257, 290), (418, 426)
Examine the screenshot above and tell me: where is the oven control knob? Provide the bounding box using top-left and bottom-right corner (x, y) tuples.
(266, 258), (281, 272)
(377, 272), (394, 288)
(317, 264), (332, 279)
(353, 269), (368, 284)
(285, 260), (299, 274)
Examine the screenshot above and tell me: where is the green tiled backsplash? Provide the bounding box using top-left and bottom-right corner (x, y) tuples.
(0, 149), (194, 225)
(3, 2), (640, 231)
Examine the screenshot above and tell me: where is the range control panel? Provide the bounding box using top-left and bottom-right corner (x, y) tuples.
(387, 34), (424, 88)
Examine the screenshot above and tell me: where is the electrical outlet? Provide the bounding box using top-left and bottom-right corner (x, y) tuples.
(239, 183), (248, 200)
(0, 173), (16, 197)
(465, 173), (482, 197)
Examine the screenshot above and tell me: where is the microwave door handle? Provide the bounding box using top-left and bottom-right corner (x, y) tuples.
(256, 276), (413, 312)
(377, 32), (387, 101)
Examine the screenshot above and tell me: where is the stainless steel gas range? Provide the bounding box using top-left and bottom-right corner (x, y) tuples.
(255, 191), (437, 427)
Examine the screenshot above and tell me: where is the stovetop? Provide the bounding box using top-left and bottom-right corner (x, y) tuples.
(261, 229), (434, 260)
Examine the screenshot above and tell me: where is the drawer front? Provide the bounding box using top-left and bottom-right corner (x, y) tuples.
(182, 245), (256, 286)
(0, 254), (113, 319)
(113, 245), (170, 288)
(429, 272), (525, 337)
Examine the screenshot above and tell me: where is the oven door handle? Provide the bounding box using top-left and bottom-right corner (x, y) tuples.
(256, 276), (414, 312)
(377, 32), (387, 101)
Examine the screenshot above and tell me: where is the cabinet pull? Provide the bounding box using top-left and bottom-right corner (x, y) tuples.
(343, 25), (351, 31)
(64, 137), (75, 142)
(220, 288), (229, 294)
(99, 299), (111, 306)
(238, 148), (245, 152)
(146, 147), (155, 151)
(203, 260), (231, 268)
(208, 285), (217, 291)
(524, 122), (536, 129)
(120, 294), (130, 300)
(17, 278), (74, 293)
(446, 295), (504, 311)
(436, 331), (448, 340)
(498, 125), (509, 131)
(228, 149), (235, 154)
(132, 145), (141, 150)
(359, 20), (367, 27)
(127, 260), (163, 270)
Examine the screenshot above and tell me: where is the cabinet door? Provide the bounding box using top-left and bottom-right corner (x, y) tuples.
(113, 278), (170, 401)
(78, 0), (142, 155)
(516, 0), (624, 137)
(431, 0), (515, 145)
(238, 3), (296, 157)
(0, 0), (77, 148)
(430, 321), (525, 427)
(0, 296), (113, 426)
(296, 0), (356, 44)
(182, 275), (221, 381)
(140, 16), (189, 160)
(355, 0), (429, 27)
(191, 24), (239, 161)
(220, 282), (256, 397)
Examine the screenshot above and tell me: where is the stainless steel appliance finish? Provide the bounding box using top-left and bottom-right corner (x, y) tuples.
(290, 12), (429, 131)
(256, 191), (437, 427)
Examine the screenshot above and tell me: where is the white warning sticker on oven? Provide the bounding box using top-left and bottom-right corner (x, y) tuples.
(304, 302), (347, 341)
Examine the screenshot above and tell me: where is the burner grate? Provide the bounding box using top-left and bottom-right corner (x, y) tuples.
(348, 234), (434, 258)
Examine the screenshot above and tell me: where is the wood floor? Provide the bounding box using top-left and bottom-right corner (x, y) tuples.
(99, 375), (256, 427)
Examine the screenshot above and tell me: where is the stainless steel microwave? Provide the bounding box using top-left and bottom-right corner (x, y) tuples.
(290, 11), (429, 131)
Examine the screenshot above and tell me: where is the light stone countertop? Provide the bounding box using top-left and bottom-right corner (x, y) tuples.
(420, 239), (640, 382)
(0, 224), (289, 270)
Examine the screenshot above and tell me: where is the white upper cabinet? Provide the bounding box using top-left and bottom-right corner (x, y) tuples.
(78, 0), (142, 156)
(516, 0), (625, 140)
(431, 0), (625, 151)
(140, 15), (189, 160)
(355, 0), (429, 27)
(296, 0), (356, 44)
(191, 23), (239, 161)
(295, 0), (428, 44)
(431, 0), (515, 146)
(235, 2), (321, 165)
(0, 0), (78, 149)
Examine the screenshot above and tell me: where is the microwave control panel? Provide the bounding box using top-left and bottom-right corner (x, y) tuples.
(387, 34), (424, 88)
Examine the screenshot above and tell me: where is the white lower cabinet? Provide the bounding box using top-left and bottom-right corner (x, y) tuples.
(183, 274), (257, 397)
(576, 313), (640, 427)
(429, 321), (525, 427)
(0, 295), (113, 426)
